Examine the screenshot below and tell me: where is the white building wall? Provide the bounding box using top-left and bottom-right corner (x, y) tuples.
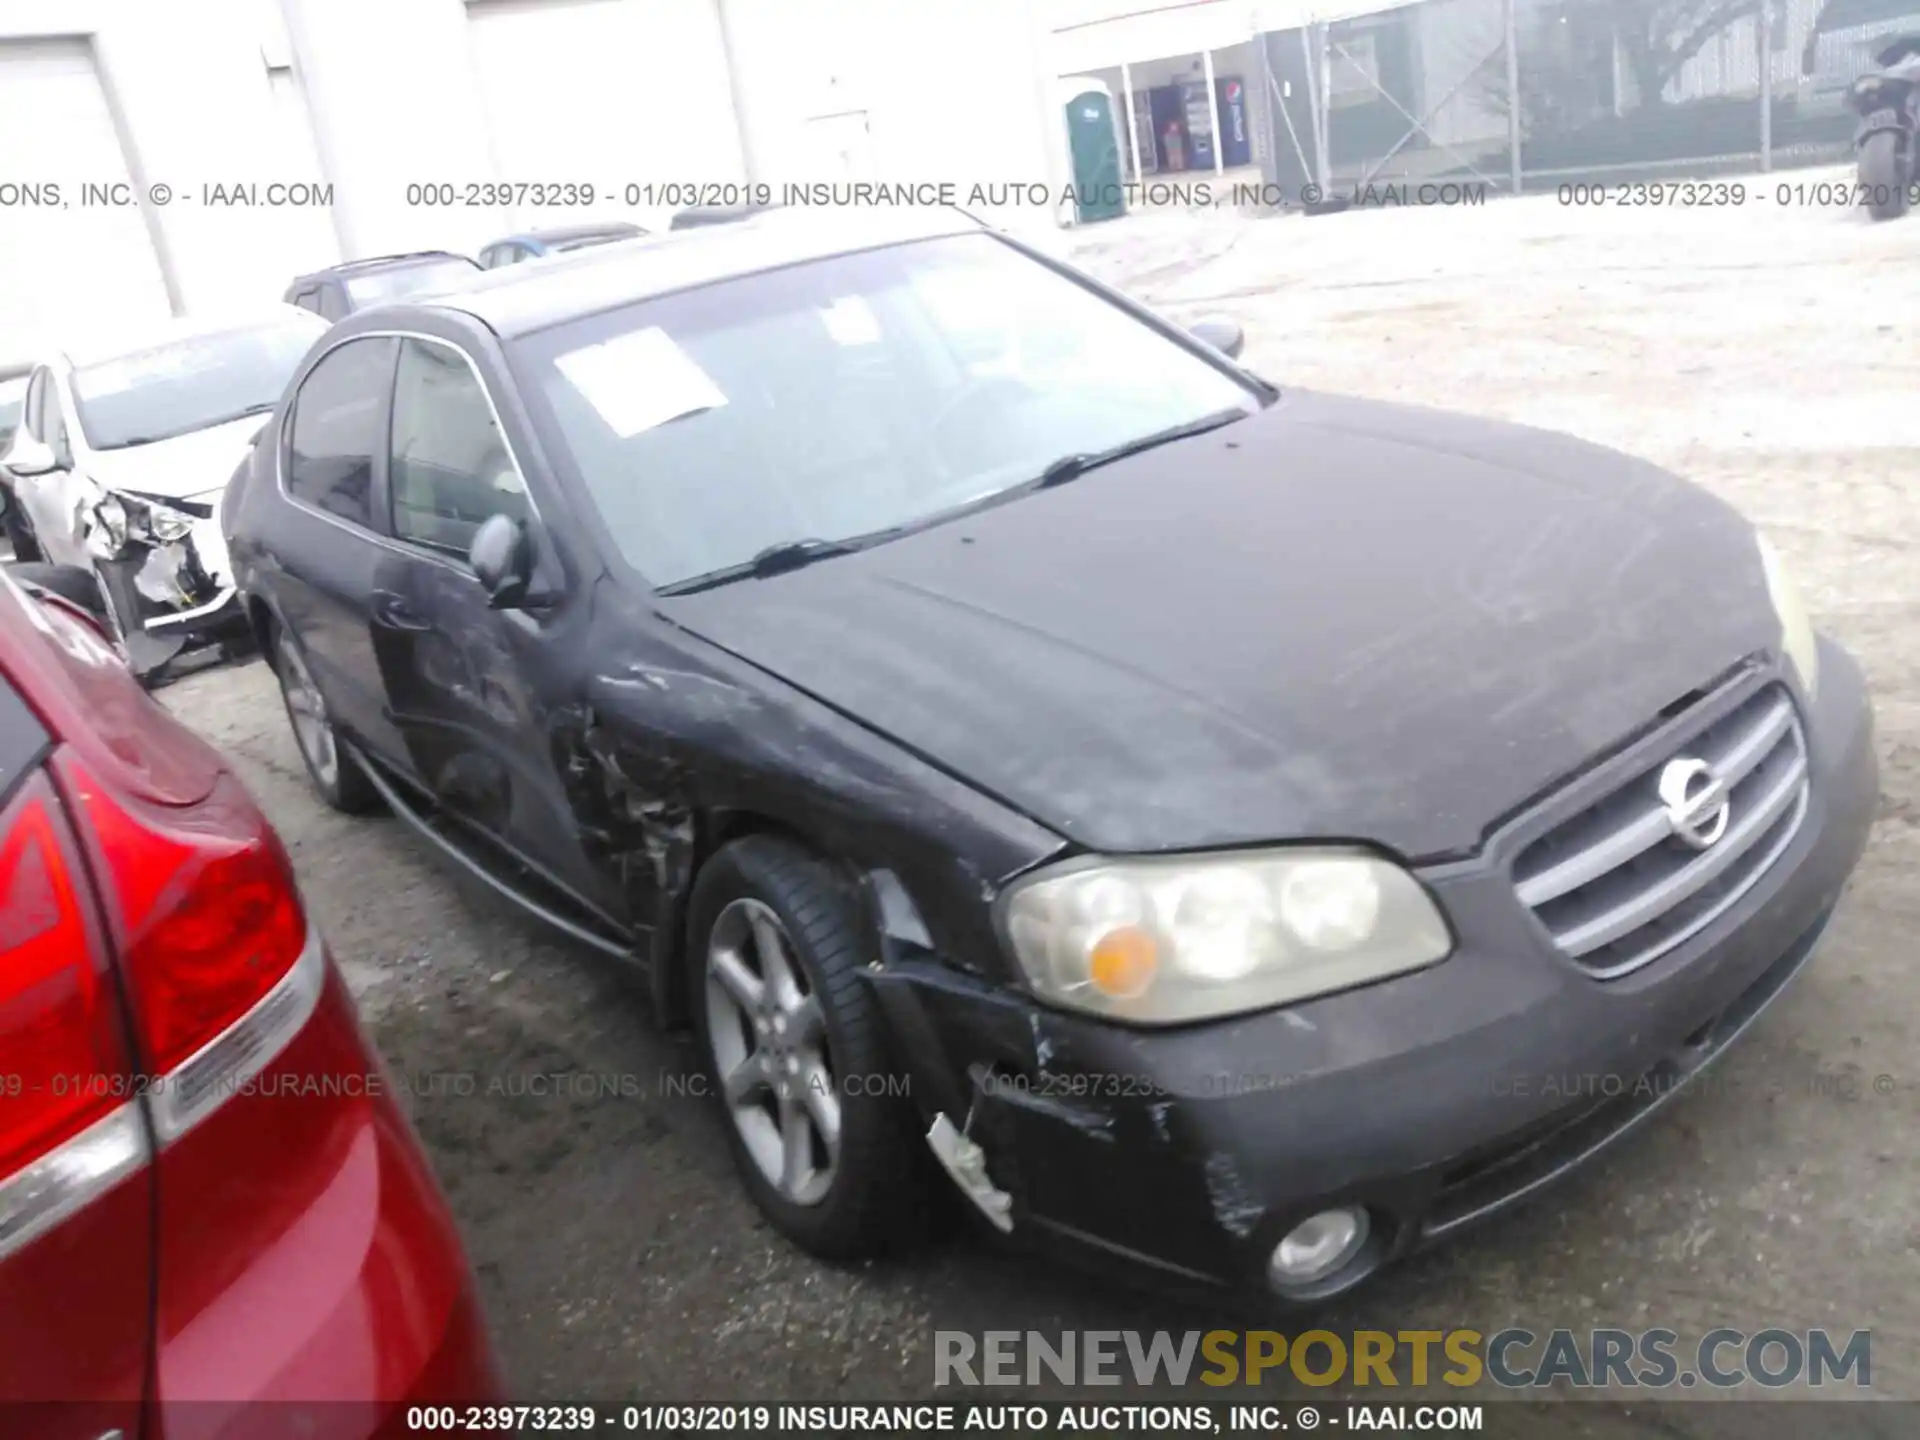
(463, 0), (748, 234)
(723, 0), (1066, 229)
(0, 0), (1082, 337)
(0, 0), (332, 333)
(278, 0), (501, 258)
(1053, 2), (1263, 75)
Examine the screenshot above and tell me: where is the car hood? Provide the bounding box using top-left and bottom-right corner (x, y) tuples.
(84, 414), (266, 503)
(661, 391), (1780, 861)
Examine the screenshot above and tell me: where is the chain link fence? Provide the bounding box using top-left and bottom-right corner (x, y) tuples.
(1249, 0), (1920, 200)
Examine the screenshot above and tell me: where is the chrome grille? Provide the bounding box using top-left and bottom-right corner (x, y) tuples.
(1512, 684), (1809, 979)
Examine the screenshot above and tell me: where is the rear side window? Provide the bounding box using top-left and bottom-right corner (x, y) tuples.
(285, 337), (395, 530)
(388, 338), (528, 556)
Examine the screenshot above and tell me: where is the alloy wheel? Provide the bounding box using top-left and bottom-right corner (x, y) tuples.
(704, 897), (841, 1206)
(277, 641), (339, 789)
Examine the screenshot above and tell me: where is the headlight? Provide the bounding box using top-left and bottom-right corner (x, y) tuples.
(88, 492), (199, 556)
(1756, 534), (1819, 696)
(999, 848), (1453, 1025)
(139, 500), (196, 544)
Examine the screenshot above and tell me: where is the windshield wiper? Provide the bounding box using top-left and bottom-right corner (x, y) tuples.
(746, 537), (859, 574)
(660, 536), (865, 596)
(1033, 407), (1253, 490)
(191, 401), (280, 430)
(104, 402), (280, 451)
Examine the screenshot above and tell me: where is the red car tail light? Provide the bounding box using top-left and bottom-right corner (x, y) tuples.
(53, 753), (324, 1143)
(0, 772), (149, 1258)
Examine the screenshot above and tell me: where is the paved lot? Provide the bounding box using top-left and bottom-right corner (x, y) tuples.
(161, 172), (1920, 1407)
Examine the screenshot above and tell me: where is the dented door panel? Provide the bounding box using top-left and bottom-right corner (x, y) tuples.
(539, 581), (1068, 980)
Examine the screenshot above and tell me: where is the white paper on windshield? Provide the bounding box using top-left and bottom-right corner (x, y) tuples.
(820, 296), (880, 347)
(554, 328), (728, 439)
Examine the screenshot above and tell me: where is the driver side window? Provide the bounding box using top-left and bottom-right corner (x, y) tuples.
(388, 337), (528, 557)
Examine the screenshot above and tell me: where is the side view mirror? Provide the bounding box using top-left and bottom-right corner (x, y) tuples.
(4, 432), (66, 479)
(470, 513), (533, 610)
(1190, 318), (1246, 361)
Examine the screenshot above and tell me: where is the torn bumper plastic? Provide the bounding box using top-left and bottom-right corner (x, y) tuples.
(874, 640), (1877, 1302)
(84, 490), (243, 656)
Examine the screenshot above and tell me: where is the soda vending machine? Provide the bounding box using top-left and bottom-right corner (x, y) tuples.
(1178, 79), (1217, 169)
(1216, 76), (1251, 167)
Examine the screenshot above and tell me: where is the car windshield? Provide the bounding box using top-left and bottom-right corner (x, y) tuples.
(0, 374), (26, 448)
(344, 258), (480, 306)
(70, 320), (321, 451)
(512, 232), (1262, 587)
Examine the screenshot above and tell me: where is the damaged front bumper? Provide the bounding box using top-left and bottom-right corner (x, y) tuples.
(869, 640), (1878, 1304)
(84, 489), (244, 665)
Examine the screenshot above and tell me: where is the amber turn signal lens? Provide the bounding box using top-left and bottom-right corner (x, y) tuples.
(1087, 925), (1158, 999)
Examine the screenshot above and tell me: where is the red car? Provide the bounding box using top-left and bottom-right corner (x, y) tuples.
(0, 567), (502, 1438)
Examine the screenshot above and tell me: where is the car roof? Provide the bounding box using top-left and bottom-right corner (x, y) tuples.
(292, 250), (481, 285)
(390, 205), (985, 339)
(497, 222), (645, 249)
(54, 305), (327, 370)
(669, 203), (769, 228)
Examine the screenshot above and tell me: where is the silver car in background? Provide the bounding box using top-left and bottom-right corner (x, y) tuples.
(0, 306), (325, 676)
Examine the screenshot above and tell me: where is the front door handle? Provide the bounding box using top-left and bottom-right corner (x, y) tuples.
(372, 593), (432, 632)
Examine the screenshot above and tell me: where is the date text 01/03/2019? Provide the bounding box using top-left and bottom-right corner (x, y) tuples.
(403, 182), (776, 208)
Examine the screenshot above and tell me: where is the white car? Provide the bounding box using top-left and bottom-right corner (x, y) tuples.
(0, 361), (31, 555)
(0, 306), (325, 674)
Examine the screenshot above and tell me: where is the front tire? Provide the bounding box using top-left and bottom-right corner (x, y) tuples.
(1861, 131), (1911, 219)
(689, 836), (927, 1260)
(269, 620), (382, 814)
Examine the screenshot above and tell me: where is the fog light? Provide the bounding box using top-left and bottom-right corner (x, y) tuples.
(1270, 1207), (1370, 1286)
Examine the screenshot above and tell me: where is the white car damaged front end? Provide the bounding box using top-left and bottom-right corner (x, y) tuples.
(51, 417), (260, 667)
(85, 482), (235, 624)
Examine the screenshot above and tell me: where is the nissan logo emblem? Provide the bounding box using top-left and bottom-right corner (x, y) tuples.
(1658, 757), (1731, 851)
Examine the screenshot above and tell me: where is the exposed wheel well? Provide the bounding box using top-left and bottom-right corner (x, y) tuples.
(653, 810), (850, 1030)
(247, 596), (277, 665)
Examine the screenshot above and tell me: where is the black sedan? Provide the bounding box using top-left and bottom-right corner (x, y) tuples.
(224, 207), (1876, 1303)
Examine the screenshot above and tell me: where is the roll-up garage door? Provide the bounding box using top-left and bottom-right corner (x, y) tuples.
(0, 38), (173, 342)
(466, 0), (749, 233)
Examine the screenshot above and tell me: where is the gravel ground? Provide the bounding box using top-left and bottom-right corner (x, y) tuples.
(157, 168), (1920, 1414)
